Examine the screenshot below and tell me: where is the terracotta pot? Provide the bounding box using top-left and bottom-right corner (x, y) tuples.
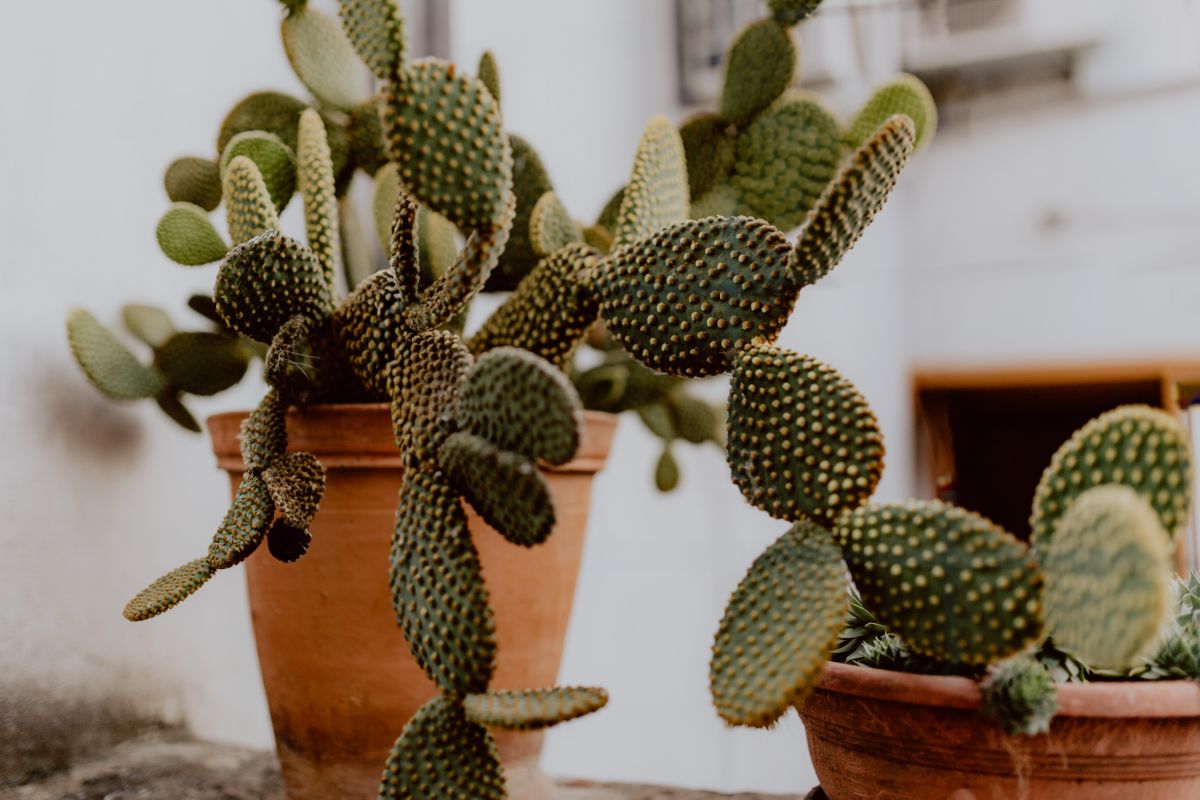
(799, 661), (1200, 800)
(208, 403), (616, 800)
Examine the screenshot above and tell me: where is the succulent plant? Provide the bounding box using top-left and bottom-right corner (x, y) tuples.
(980, 657), (1058, 736)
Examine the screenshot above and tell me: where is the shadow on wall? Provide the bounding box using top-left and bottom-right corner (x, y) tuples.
(30, 363), (145, 465)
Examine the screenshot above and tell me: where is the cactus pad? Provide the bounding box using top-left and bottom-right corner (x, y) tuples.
(348, 98), (388, 177)
(680, 113), (736, 201)
(164, 157), (222, 211)
(267, 519), (312, 563)
(121, 305), (175, 349)
(529, 191), (582, 257)
(123, 558), (215, 621)
(1031, 405), (1193, 550)
(791, 115), (915, 287)
(980, 657), (1058, 736)
(768, 0), (824, 25)
(391, 465), (496, 693)
(207, 472), (274, 569)
(655, 446), (680, 492)
(383, 59), (513, 233)
(297, 109), (341, 284)
(389, 330), (472, 463)
(155, 390), (201, 432)
(610, 116), (689, 250)
(598, 215), (798, 377)
(844, 74), (937, 152)
(378, 696), (505, 800)
(219, 131), (297, 213)
(240, 390), (288, 469)
(156, 203), (228, 266)
(332, 272), (406, 396)
(467, 244), (601, 370)
(489, 133), (555, 291)
(281, 6), (369, 110)
(727, 344), (884, 523)
(338, 0), (406, 80)
(478, 50), (501, 104)
(218, 92), (307, 154)
(263, 451), (327, 529)
(67, 309), (166, 400)
(154, 332), (249, 396)
(833, 501), (1044, 665)
(222, 156), (280, 245)
(439, 431), (555, 547)
(729, 94), (842, 231)
(215, 230), (333, 343)
(718, 20), (795, 125)
(464, 687), (608, 730)
(710, 521), (848, 727)
(1039, 485), (1174, 670)
(455, 346), (582, 465)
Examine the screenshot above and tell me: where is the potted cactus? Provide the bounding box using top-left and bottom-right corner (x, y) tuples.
(63, 0), (959, 797)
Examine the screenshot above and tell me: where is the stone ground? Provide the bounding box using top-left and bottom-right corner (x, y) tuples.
(0, 735), (814, 800)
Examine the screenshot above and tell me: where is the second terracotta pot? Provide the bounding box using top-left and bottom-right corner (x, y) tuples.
(208, 404), (617, 800)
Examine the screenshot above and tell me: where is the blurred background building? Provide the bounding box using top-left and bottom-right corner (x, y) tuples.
(3, 0), (1200, 793)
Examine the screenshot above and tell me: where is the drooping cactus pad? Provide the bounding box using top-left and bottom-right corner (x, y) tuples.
(123, 558), (215, 622)
(1031, 405), (1193, 550)
(223, 156), (280, 245)
(219, 131), (297, 213)
(710, 521), (848, 727)
(154, 332), (250, 396)
(844, 74), (937, 151)
(164, 157), (222, 212)
(389, 330), (472, 463)
(391, 465), (496, 693)
(207, 472), (274, 569)
(439, 432), (555, 547)
(718, 20), (795, 125)
(834, 501), (1044, 665)
(267, 520), (312, 563)
(379, 696), (505, 800)
(383, 59), (513, 233)
(240, 390), (288, 469)
(455, 347), (582, 466)
(155, 391), (200, 432)
(338, 0), (406, 80)
(467, 244), (602, 370)
(215, 230), (333, 343)
(727, 344), (884, 523)
(463, 687), (609, 730)
(67, 309), (166, 400)
(263, 451), (327, 529)
(281, 5), (369, 110)
(156, 203), (228, 266)
(610, 116), (689, 250)
(598, 215), (798, 377)
(791, 115), (915, 287)
(1039, 485), (1173, 670)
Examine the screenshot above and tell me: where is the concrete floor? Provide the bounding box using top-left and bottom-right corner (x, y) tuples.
(0, 736), (814, 800)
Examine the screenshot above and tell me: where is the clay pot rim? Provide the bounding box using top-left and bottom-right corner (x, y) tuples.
(817, 660), (1200, 718)
(207, 402), (617, 474)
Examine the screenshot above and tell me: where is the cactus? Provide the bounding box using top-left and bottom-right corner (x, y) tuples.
(379, 696), (506, 800)
(219, 130), (297, 212)
(980, 657), (1058, 737)
(164, 156), (222, 211)
(717, 20), (796, 125)
(843, 74), (938, 152)
(463, 687), (608, 730)
(156, 203), (229, 266)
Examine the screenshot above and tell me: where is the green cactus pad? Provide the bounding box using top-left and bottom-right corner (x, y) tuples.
(372, 163), (403, 252)
(391, 465), (496, 693)
(223, 156), (280, 245)
(330, 274), (405, 397)
(1039, 485), (1174, 671)
(718, 20), (795, 125)
(598, 215), (798, 377)
(464, 687), (608, 730)
(1031, 405), (1193, 550)
(207, 472), (274, 569)
(338, 0), (406, 80)
(680, 113), (736, 201)
(153, 332), (249, 396)
(489, 134), (555, 291)
(378, 696), (505, 800)
(281, 6), (369, 110)
(596, 184), (626, 232)
(218, 92), (351, 180)
(155, 390), (201, 432)
(833, 501), (1044, 665)
(638, 401), (677, 440)
(439, 431), (555, 547)
(383, 58), (513, 233)
(121, 305), (175, 349)
(156, 203), (228, 266)
(467, 244), (602, 370)
(67, 308), (166, 400)
(123, 558), (215, 622)
(164, 157), (222, 211)
(610, 116), (689, 250)
(402, 194), (515, 333)
(266, 519), (312, 563)
(529, 192), (583, 257)
(455, 346), (582, 466)
(218, 131), (296, 213)
(263, 451), (327, 529)
(297, 109), (341, 284)
(768, 0), (824, 25)
(980, 657), (1058, 736)
(727, 344), (884, 523)
(791, 115), (915, 287)
(478, 50), (501, 104)
(263, 315), (316, 396)
(240, 390), (288, 469)
(672, 394), (724, 445)
(730, 93), (842, 231)
(215, 230), (333, 343)
(348, 98), (388, 176)
(710, 521), (848, 727)
(417, 206), (459, 286)
(655, 446), (680, 492)
(572, 358), (676, 413)
(386, 185), (421, 301)
(389, 330), (472, 464)
(690, 183), (740, 219)
(844, 74), (937, 152)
